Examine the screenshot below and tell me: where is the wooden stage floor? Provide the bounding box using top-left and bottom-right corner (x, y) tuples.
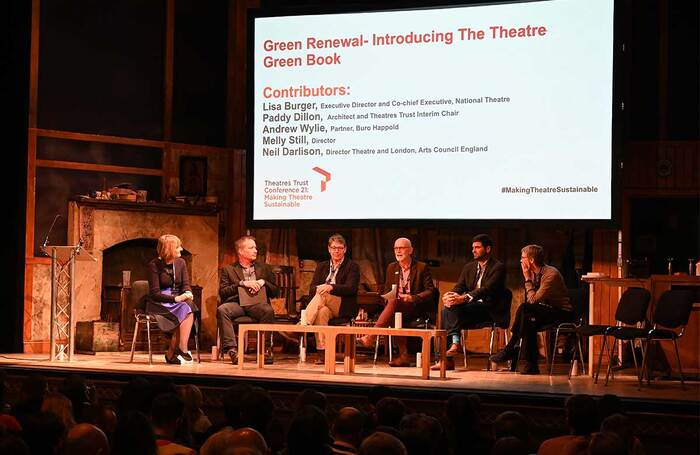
(1, 351), (697, 406)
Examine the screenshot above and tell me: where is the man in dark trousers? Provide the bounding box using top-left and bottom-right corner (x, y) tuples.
(218, 235), (279, 364)
(434, 234), (508, 370)
(305, 234), (360, 363)
(490, 244), (572, 374)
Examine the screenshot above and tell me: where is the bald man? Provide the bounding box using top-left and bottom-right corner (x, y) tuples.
(64, 423), (110, 455)
(200, 427), (270, 455)
(359, 238), (435, 367)
(332, 407), (364, 454)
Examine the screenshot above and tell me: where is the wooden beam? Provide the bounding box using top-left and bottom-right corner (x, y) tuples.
(164, 0), (174, 141)
(36, 160), (164, 176)
(34, 129), (164, 148)
(28, 0), (40, 128)
(25, 130), (37, 259)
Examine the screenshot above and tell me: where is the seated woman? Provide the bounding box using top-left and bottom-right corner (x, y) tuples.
(147, 234), (197, 365)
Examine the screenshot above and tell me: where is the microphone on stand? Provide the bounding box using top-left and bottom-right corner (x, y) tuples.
(41, 214), (61, 256)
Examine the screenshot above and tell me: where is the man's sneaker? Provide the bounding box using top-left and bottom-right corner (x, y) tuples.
(518, 361), (540, 375)
(489, 346), (516, 364)
(228, 350), (238, 365)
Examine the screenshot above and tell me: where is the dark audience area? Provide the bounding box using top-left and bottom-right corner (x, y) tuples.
(0, 369), (673, 455)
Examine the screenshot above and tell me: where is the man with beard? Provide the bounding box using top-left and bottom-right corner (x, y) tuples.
(433, 234), (508, 370)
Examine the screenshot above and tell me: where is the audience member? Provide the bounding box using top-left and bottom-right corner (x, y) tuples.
(358, 431), (406, 455)
(398, 413), (445, 455)
(64, 423), (110, 455)
(179, 384), (212, 446)
(112, 411), (157, 455)
(21, 411), (65, 455)
(201, 427), (270, 455)
(492, 411), (530, 444)
(374, 397), (406, 435)
(239, 387), (274, 440)
(600, 414), (645, 455)
(118, 377), (154, 419)
(294, 389), (328, 415)
(0, 434), (30, 455)
(151, 393), (195, 454)
(13, 373), (48, 425)
(587, 431), (627, 455)
(222, 383), (253, 430)
(60, 374), (93, 422)
(538, 394), (598, 455)
(331, 407), (364, 454)
(41, 391), (76, 432)
(445, 394), (492, 455)
(286, 405), (332, 455)
(491, 436), (529, 455)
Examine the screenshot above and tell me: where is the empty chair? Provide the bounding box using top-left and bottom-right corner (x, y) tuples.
(575, 287), (650, 383)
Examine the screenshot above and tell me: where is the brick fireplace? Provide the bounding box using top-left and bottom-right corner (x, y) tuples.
(57, 199), (221, 348)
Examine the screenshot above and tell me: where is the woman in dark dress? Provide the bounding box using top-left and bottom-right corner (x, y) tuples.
(147, 234), (197, 364)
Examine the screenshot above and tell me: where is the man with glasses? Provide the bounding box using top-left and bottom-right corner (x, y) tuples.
(304, 234), (360, 363)
(489, 244), (572, 374)
(358, 237), (435, 367)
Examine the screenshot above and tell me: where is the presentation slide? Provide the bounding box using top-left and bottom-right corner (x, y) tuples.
(251, 0), (615, 221)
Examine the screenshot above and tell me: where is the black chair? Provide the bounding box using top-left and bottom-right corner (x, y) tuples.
(215, 306), (272, 360)
(606, 289), (694, 389)
(461, 288), (513, 371)
(512, 288), (585, 375)
(544, 287), (588, 376)
(575, 287), (650, 383)
(130, 280), (201, 364)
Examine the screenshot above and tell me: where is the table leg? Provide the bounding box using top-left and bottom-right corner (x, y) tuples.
(325, 333), (336, 375)
(257, 331), (265, 368)
(421, 336), (431, 379)
(440, 334), (447, 379)
(238, 328), (246, 369)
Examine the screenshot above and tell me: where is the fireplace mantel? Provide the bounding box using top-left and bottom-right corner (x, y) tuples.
(66, 200), (220, 346)
(70, 197), (219, 216)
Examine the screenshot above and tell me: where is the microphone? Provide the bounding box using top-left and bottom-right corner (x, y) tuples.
(41, 214), (61, 255)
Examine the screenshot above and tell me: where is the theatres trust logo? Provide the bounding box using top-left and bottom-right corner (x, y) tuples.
(312, 167), (331, 192)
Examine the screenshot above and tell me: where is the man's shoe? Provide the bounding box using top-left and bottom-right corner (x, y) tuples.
(388, 355), (411, 367)
(445, 343), (462, 357)
(314, 352), (325, 365)
(264, 350), (274, 365)
(430, 358), (455, 371)
(228, 350), (238, 365)
(357, 335), (375, 348)
(518, 361), (540, 375)
(489, 346), (516, 364)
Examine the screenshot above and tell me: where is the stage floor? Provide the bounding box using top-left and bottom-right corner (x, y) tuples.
(1, 351), (697, 405)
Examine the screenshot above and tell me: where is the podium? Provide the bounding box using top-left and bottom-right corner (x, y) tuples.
(46, 245), (95, 361)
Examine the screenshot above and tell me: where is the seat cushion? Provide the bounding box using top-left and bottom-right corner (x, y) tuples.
(609, 326), (647, 340)
(576, 324), (609, 336)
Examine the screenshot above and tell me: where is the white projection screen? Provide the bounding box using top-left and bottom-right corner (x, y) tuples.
(248, 0), (618, 225)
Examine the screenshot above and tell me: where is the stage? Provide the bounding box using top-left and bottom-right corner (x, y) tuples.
(1, 351), (697, 403)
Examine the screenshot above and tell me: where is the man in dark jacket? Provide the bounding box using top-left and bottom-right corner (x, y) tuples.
(218, 235), (279, 364)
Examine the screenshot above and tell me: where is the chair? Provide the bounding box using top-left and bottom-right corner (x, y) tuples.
(575, 287), (650, 383)
(512, 287), (586, 375)
(461, 288), (513, 371)
(545, 287), (588, 376)
(129, 280), (201, 364)
(215, 305), (272, 360)
(271, 265), (298, 316)
(606, 289), (694, 389)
